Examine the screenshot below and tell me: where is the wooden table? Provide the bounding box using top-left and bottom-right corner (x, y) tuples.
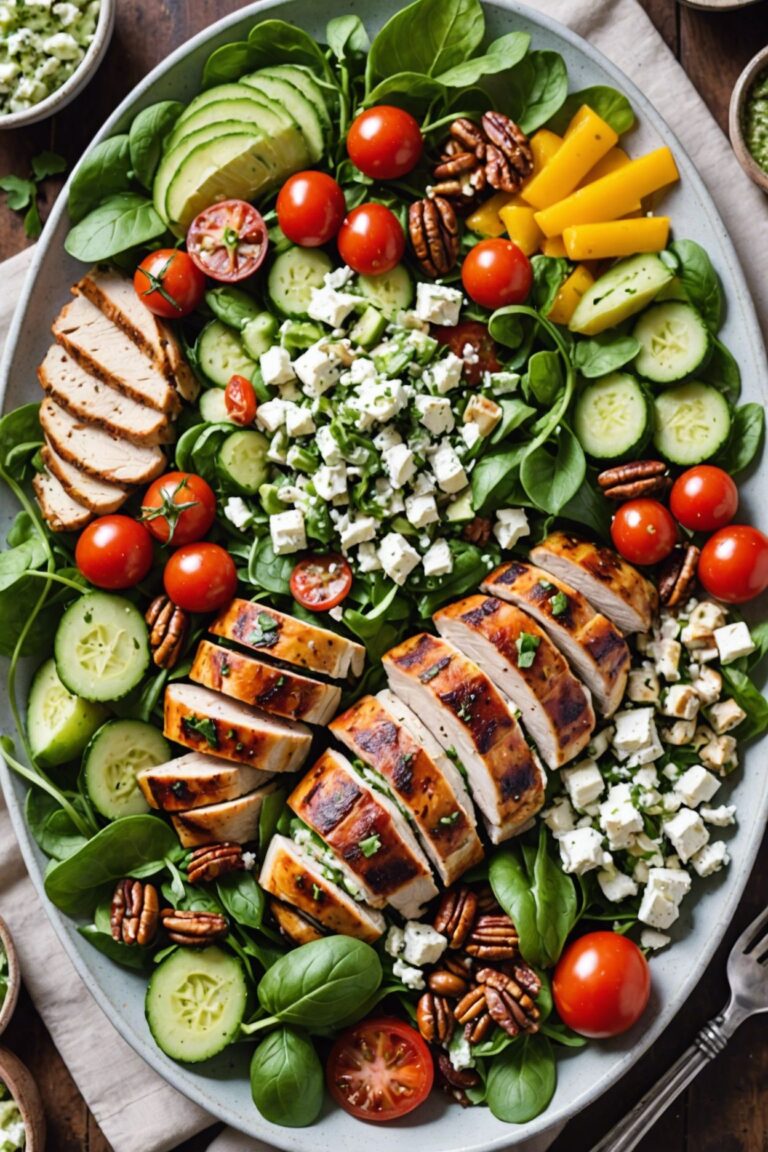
(1, 2), (767, 1150)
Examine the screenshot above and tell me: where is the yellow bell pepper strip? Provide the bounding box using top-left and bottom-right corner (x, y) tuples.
(548, 264), (595, 325)
(466, 191), (523, 237)
(498, 205), (544, 257)
(534, 146), (680, 237)
(563, 104), (594, 137)
(541, 235), (568, 258)
(562, 217), (670, 261)
(529, 129), (563, 175)
(581, 145), (631, 182)
(522, 107), (618, 210)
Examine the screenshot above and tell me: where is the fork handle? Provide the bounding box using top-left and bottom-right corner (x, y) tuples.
(589, 1016), (730, 1152)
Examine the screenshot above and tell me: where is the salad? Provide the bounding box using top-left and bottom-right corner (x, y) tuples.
(1, 0), (768, 1132)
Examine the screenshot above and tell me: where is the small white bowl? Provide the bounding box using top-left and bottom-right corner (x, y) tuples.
(0, 0), (115, 130)
(0, 1047), (45, 1152)
(0, 917), (20, 1038)
(729, 44), (768, 194)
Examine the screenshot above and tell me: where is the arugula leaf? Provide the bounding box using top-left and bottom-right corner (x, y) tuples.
(65, 192), (166, 262)
(572, 333), (641, 378)
(31, 150), (67, 181)
(0, 175), (36, 211)
(435, 31), (530, 87)
(548, 85), (635, 134)
(667, 239), (723, 332)
(67, 134), (133, 223)
(367, 0), (485, 86)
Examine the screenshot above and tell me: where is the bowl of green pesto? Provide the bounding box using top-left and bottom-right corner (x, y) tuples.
(0, 920), (19, 1038)
(0, 0), (115, 129)
(730, 44), (768, 193)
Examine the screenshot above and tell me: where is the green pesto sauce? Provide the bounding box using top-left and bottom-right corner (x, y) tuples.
(743, 69), (768, 173)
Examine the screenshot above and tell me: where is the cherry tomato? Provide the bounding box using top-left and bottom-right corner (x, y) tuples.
(432, 320), (501, 386)
(337, 203), (405, 276)
(163, 542), (237, 613)
(697, 524), (768, 604)
(187, 199), (268, 282)
(224, 374), (258, 426)
(461, 238), (533, 310)
(290, 554), (353, 612)
(346, 106), (424, 180)
(141, 472), (217, 546)
(276, 171), (346, 247)
(610, 499), (678, 566)
(670, 465), (739, 533)
(75, 516), (154, 590)
(133, 249), (206, 319)
(553, 932), (651, 1039)
(327, 1017), (434, 1122)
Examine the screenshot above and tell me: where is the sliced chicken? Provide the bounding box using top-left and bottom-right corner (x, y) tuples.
(39, 346), (174, 446)
(481, 561), (630, 716)
(33, 469), (91, 532)
(40, 399), (166, 487)
(330, 693), (483, 886)
(531, 532), (657, 634)
(288, 749), (438, 918)
(269, 899), (325, 945)
(190, 639), (341, 725)
(137, 751), (274, 812)
(163, 682), (311, 772)
(210, 599), (365, 680)
(170, 784), (280, 848)
(42, 445), (129, 514)
(52, 294), (181, 415)
(434, 596), (595, 769)
(382, 633), (547, 845)
(259, 834), (385, 943)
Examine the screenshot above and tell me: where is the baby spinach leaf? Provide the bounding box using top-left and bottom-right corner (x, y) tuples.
(559, 477), (612, 540)
(247, 536), (294, 595)
(258, 936), (382, 1029)
(667, 239), (723, 332)
(364, 73), (446, 115)
(205, 286), (262, 330)
(129, 100), (184, 189)
(0, 404), (42, 470)
(540, 1020), (588, 1047)
(67, 135), (133, 223)
(527, 349), (563, 405)
(701, 337), (741, 403)
(0, 175), (36, 212)
(529, 826), (578, 965)
(721, 668), (768, 740)
(217, 871), (265, 931)
(491, 397), (536, 443)
(471, 444), (529, 514)
(717, 402), (764, 475)
(31, 150), (67, 181)
(367, 0), (484, 86)
(247, 19), (332, 80)
(259, 787), (287, 854)
(486, 1034), (556, 1122)
(530, 255), (570, 317)
(520, 425), (586, 514)
(327, 15), (370, 62)
(548, 85), (635, 134)
(202, 41), (255, 87)
(79, 925), (152, 970)
(249, 1027), (324, 1127)
(516, 51), (568, 134)
(490, 827), (577, 967)
(435, 31), (530, 87)
(572, 333), (641, 378)
(26, 790), (88, 861)
(65, 193), (166, 263)
(0, 536), (47, 592)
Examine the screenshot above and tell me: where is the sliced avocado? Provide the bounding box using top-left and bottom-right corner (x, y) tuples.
(259, 64), (333, 137)
(240, 72), (324, 162)
(154, 120), (267, 225)
(569, 253), (674, 336)
(165, 132), (276, 232)
(165, 98), (309, 171)
(176, 82), (269, 124)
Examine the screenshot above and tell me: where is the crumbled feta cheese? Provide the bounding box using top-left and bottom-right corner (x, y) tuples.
(561, 759), (604, 810)
(464, 394), (502, 437)
(308, 285), (361, 327)
(403, 921), (448, 966)
(587, 727), (613, 759)
(412, 471), (437, 496)
(708, 698), (747, 734)
(652, 638), (682, 681)
(597, 866), (639, 902)
(358, 378), (406, 424)
(699, 732), (738, 773)
(663, 808), (709, 863)
(691, 666), (723, 705)
(378, 532), (421, 586)
(255, 398), (286, 433)
(392, 957), (425, 990)
(283, 402), (315, 438)
(662, 793), (683, 813)
(373, 426), (403, 453)
(324, 264), (354, 290)
(430, 352), (464, 395)
(223, 496), (253, 530)
(260, 345), (296, 386)
(634, 766), (659, 789)
(294, 343), (343, 397)
(691, 840), (730, 878)
(431, 442), (468, 494)
(422, 538), (453, 578)
(557, 827), (610, 875)
(405, 492), (439, 529)
(612, 708), (657, 759)
(241, 850), (257, 871)
(713, 621), (756, 664)
(414, 394), (455, 436)
(674, 764), (720, 808)
(338, 513), (377, 549)
(460, 422), (482, 450)
(627, 666), (660, 705)
(314, 464), (348, 502)
(487, 370), (520, 394)
(42, 30), (79, 58)
(347, 356), (377, 385)
(267, 430), (289, 464)
(448, 1032), (476, 1071)
(542, 796), (576, 834)
(270, 509), (307, 555)
(415, 282), (463, 326)
(599, 786), (644, 850)
(699, 804), (736, 827)
(357, 542), (382, 573)
(493, 507), (530, 550)
(662, 684), (700, 720)
(383, 443), (416, 489)
(385, 925), (405, 958)
(640, 928), (671, 951)
(316, 424), (342, 464)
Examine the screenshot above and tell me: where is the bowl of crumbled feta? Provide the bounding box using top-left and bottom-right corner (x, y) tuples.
(0, 1048), (44, 1152)
(0, 919), (19, 1038)
(0, 0), (114, 128)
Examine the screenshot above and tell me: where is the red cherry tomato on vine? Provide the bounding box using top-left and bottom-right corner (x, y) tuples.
(186, 199), (268, 282)
(669, 465), (739, 533)
(75, 516), (154, 590)
(346, 105), (424, 180)
(290, 554), (353, 612)
(163, 542), (237, 613)
(327, 1017), (434, 1122)
(224, 374), (258, 426)
(697, 524), (768, 603)
(610, 499), (677, 566)
(141, 472), (217, 546)
(276, 171), (347, 247)
(432, 320), (501, 386)
(337, 203), (405, 276)
(133, 249), (206, 319)
(461, 238), (533, 310)
(553, 932), (651, 1039)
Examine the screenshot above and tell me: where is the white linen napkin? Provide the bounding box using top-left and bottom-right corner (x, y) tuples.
(1, 2), (766, 1150)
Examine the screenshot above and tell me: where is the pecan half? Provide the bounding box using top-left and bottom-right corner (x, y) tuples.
(464, 1011), (494, 1044)
(160, 908), (228, 946)
(110, 879), (159, 946)
(145, 595), (189, 670)
(454, 984), (487, 1025)
(462, 516), (493, 547)
(475, 884), (502, 914)
(597, 459), (671, 502)
(433, 151), (478, 179)
(428, 956), (471, 999)
(187, 842), (244, 886)
(476, 966), (540, 1036)
(481, 112), (534, 192)
(449, 117), (487, 152)
(465, 913), (519, 960)
(437, 1053), (481, 1107)
(417, 991), (455, 1044)
(434, 885), (478, 949)
(658, 543), (701, 607)
(409, 196), (460, 279)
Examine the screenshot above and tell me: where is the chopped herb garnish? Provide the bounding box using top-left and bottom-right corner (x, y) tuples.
(220, 659), (231, 678)
(274, 675), (285, 689)
(181, 714), (219, 749)
(249, 612), (280, 648)
(419, 655), (452, 683)
(439, 811), (460, 826)
(171, 781), (187, 797)
(311, 883), (322, 901)
(226, 728), (236, 739)
(359, 833), (382, 858)
(457, 695), (476, 723)
(550, 591), (569, 616)
(516, 631), (541, 669)
(538, 579), (554, 591)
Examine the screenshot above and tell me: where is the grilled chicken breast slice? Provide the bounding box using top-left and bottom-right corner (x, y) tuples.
(171, 784), (279, 848)
(481, 561), (630, 716)
(434, 595), (595, 770)
(210, 599), (365, 680)
(33, 469), (92, 532)
(137, 751), (274, 812)
(531, 532), (657, 634)
(288, 749), (438, 918)
(190, 640), (341, 725)
(42, 444), (129, 514)
(331, 693), (483, 886)
(40, 398), (166, 487)
(163, 682), (311, 772)
(270, 899), (325, 945)
(259, 835), (385, 943)
(383, 634), (546, 844)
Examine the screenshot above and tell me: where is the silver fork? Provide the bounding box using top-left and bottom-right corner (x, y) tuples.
(590, 904), (768, 1152)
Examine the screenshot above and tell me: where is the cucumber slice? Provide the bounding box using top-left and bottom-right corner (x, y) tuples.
(258, 64), (333, 138)
(569, 253), (674, 336)
(54, 593), (150, 703)
(198, 320), (257, 387)
(241, 73), (324, 162)
(27, 658), (107, 768)
(199, 389), (233, 423)
(573, 372), (652, 462)
(241, 313), (279, 359)
(146, 946), (247, 1063)
(356, 265), (414, 319)
(349, 306), (387, 349)
(83, 719), (170, 820)
(653, 381), (731, 465)
(268, 247), (333, 318)
(217, 429), (270, 494)
(632, 301), (712, 384)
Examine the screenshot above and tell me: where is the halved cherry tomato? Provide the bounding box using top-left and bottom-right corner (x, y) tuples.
(163, 542), (237, 613)
(290, 554), (353, 612)
(610, 498), (677, 566)
(75, 515), (154, 590)
(187, 199), (268, 282)
(133, 249), (206, 318)
(670, 465), (739, 533)
(461, 238), (532, 310)
(277, 171), (346, 247)
(141, 472), (217, 546)
(553, 932), (651, 1039)
(347, 106), (424, 180)
(432, 320), (501, 386)
(327, 1017), (434, 1122)
(697, 524), (768, 604)
(225, 374), (258, 425)
(337, 203), (405, 276)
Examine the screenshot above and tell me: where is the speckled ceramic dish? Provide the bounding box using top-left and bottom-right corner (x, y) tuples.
(0, 917), (20, 1037)
(0, 1047), (45, 1152)
(729, 45), (768, 193)
(1, 2), (767, 1148)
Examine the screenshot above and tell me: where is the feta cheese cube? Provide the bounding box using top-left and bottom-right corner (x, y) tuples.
(638, 887), (679, 930)
(260, 346), (296, 387)
(270, 509), (306, 555)
(648, 866), (692, 905)
(700, 804), (736, 827)
(431, 442), (468, 494)
(557, 827), (610, 875)
(308, 285), (360, 328)
(255, 398), (286, 434)
(357, 542), (382, 573)
(699, 733), (738, 773)
(314, 464), (348, 502)
(634, 766), (659, 789)
(691, 840), (730, 878)
(373, 426), (403, 453)
(412, 471), (437, 496)
(223, 496), (253, 530)
(587, 727), (613, 759)
(487, 370), (521, 394)
(414, 394), (455, 436)
(612, 708), (657, 759)
(627, 666), (661, 705)
(597, 867), (639, 903)
(713, 621), (756, 664)
(430, 352), (464, 395)
(403, 921), (448, 966)
(663, 793), (682, 813)
(561, 760), (605, 809)
(663, 808), (709, 862)
(708, 698), (747, 734)
(542, 796), (576, 834)
(294, 343), (342, 397)
(674, 764), (720, 808)
(599, 791), (644, 850)
(493, 507), (530, 550)
(691, 666), (723, 705)
(347, 356), (377, 385)
(378, 532), (421, 586)
(415, 282), (463, 326)
(660, 719), (697, 746)
(359, 378), (406, 424)
(383, 442), (416, 489)
(662, 685), (700, 720)
(338, 513), (377, 549)
(405, 492), (439, 529)
(640, 928), (671, 951)
(385, 925), (405, 958)
(460, 422), (482, 450)
(422, 538), (453, 578)
(463, 394), (502, 437)
(324, 265), (354, 290)
(392, 957), (425, 990)
(282, 402), (315, 438)
(316, 424), (342, 464)
(652, 638), (681, 681)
